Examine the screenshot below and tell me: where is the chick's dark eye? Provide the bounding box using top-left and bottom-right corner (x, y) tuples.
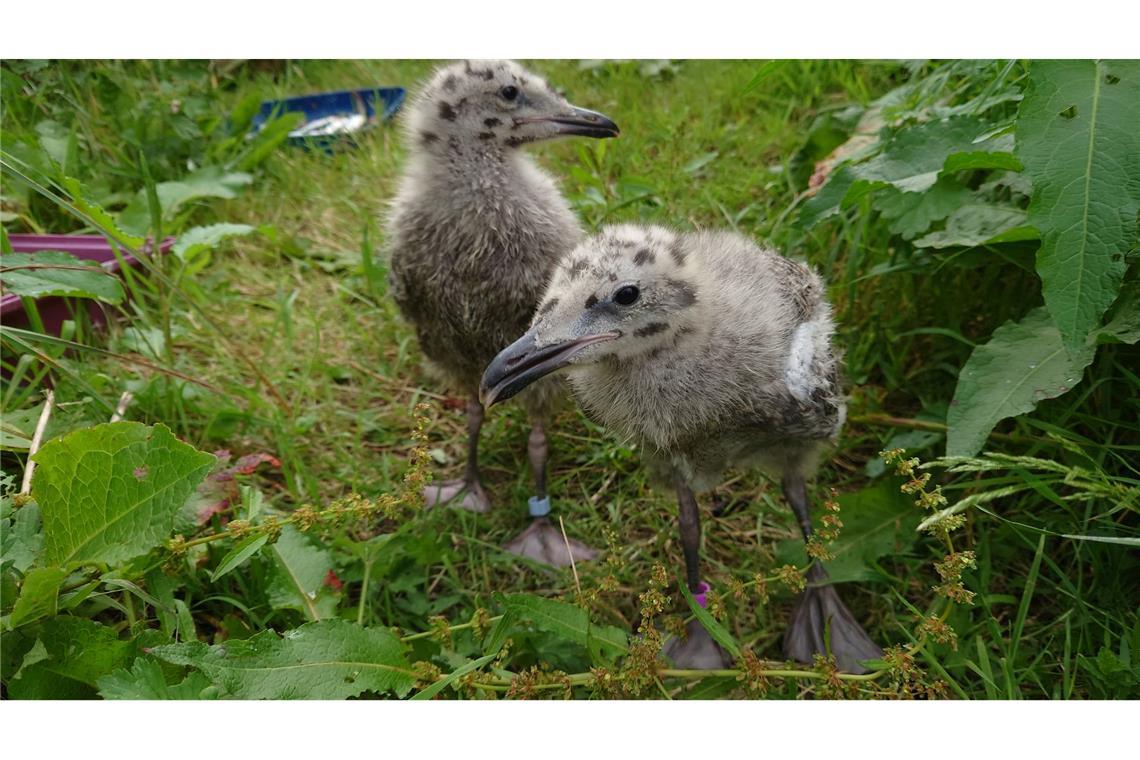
(613, 285), (640, 306)
(500, 85), (519, 101)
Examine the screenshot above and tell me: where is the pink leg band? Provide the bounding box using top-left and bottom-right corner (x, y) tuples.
(692, 581), (711, 609)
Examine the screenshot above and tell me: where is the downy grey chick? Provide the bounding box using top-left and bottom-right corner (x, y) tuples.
(386, 60), (618, 566)
(481, 224), (882, 672)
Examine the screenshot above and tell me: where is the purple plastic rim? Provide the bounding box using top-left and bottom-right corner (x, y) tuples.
(1, 234), (174, 330)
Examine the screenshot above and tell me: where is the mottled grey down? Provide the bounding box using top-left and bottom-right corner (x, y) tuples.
(385, 60), (583, 412)
(530, 224), (846, 490)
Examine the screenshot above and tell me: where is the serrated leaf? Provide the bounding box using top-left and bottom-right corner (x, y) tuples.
(0, 250), (125, 303)
(850, 116), (992, 194)
(60, 176), (146, 250)
(32, 422), (216, 567)
(210, 532), (269, 582)
(914, 204), (1034, 249)
(500, 593), (628, 659)
(802, 117), (1014, 228)
(947, 308), (1094, 457)
(267, 526), (338, 620)
(873, 178), (972, 240)
(97, 658), (218, 700)
(9, 566), (67, 627)
(1017, 60), (1140, 358)
(678, 579), (741, 659)
(149, 619), (415, 699)
(777, 480), (921, 583)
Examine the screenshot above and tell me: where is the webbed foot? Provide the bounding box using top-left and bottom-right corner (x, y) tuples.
(783, 565), (882, 674)
(423, 479), (492, 513)
(503, 517), (599, 567)
(663, 618), (733, 669)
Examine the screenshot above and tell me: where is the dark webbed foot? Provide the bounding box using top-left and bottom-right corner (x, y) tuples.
(424, 397), (492, 512)
(503, 517), (599, 567)
(663, 618), (733, 669)
(783, 565), (882, 674)
(423, 479), (492, 513)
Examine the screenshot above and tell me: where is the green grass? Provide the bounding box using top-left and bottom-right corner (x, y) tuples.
(2, 59), (1137, 699)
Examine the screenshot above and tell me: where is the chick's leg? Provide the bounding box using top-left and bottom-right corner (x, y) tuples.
(423, 397), (491, 513)
(503, 417), (599, 567)
(782, 474), (882, 673)
(663, 478), (731, 669)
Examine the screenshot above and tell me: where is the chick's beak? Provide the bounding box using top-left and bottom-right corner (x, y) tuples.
(517, 105), (619, 138)
(480, 328), (619, 407)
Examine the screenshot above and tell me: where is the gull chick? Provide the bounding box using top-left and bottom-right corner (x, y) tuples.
(386, 60), (618, 566)
(481, 224), (881, 671)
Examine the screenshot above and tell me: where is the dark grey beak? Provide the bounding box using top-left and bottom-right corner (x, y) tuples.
(518, 105), (619, 139)
(480, 328), (618, 407)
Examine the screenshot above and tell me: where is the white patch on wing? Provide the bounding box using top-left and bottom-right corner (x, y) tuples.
(785, 320), (824, 401)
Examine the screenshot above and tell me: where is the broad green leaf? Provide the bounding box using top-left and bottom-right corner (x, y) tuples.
(0, 250), (125, 303)
(1017, 60), (1140, 358)
(678, 578), (741, 659)
(1096, 280), (1140, 345)
(947, 308), (1093, 457)
(1, 502), (43, 572)
(33, 422), (216, 567)
(943, 150), (1022, 173)
(210, 533), (269, 582)
(8, 566), (67, 628)
(36, 120), (74, 172)
(118, 167), (254, 236)
(802, 117), (1015, 228)
(500, 593), (628, 659)
(914, 204), (1034, 249)
(267, 526), (339, 620)
(0, 426), (33, 451)
(149, 619), (415, 699)
(172, 223), (255, 263)
(873, 178), (971, 240)
(777, 480), (920, 583)
(98, 658), (218, 700)
(6, 617), (158, 698)
(800, 165), (857, 228)
(848, 116), (992, 195)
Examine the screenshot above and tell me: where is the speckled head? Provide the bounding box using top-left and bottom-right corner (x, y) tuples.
(405, 60), (618, 152)
(481, 225), (707, 406)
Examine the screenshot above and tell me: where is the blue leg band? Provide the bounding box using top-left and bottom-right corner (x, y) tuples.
(528, 496), (551, 518)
